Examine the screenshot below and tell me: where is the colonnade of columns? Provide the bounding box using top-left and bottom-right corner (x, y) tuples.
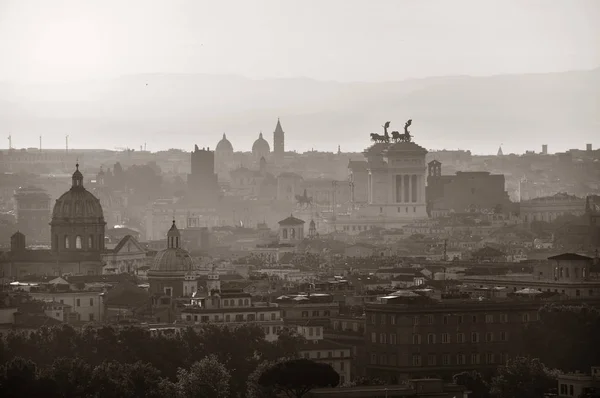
(395, 174), (425, 203)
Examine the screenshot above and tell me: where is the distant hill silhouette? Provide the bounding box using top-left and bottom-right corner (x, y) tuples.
(0, 68), (598, 153)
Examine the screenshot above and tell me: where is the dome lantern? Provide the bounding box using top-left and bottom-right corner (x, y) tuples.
(167, 220), (181, 249)
(72, 163), (84, 189)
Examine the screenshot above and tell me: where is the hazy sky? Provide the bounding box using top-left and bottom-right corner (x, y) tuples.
(1, 0), (599, 83)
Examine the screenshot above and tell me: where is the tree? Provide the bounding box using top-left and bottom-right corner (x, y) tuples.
(247, 359), (287, 398)
(175, 355), (230, 398)
(453, 371), (490, 398)
(489, 357), (559, 398)
(41, 357), (93, 398)
(0, 357), (42, 397)
(258, 359), (339, 398)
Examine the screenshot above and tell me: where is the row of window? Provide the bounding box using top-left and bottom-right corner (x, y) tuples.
(222, 298), (250, 307)
(370, 352), (509, 367)
(370, 312), (534, 325)
(303, 351), (348, 360)
(58, 234), (103, 250)
(301, 310), (331, 317)
(371, 331), (509, 345)
(59, 298), (94, 307)
(185, 312), (278, 323)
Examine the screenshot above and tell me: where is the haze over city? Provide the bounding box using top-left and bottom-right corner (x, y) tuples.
(1, 0), (599, 154)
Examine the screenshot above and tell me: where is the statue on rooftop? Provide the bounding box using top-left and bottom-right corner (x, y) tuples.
(295, 189), (313, 209)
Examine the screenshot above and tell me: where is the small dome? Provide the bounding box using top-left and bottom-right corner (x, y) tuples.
(52, 164), (104, 222)
(252, 132), (270, 156)
(151, 248), (193, 273)
(216, 133), (234, 152)
(150, 220), (193, 273)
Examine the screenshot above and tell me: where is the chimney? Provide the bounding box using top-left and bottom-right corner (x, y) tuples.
(586, 143), (592, 152)
(542, 144), (547, 155)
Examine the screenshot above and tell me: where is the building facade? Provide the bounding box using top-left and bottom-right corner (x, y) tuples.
(13, 186), (51, 244)
(520, 193), (586, 224)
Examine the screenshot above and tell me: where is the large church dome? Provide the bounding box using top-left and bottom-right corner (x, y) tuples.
(52, 164), (104, 222)
(216, 133), (234, 153)
(150, 221), (193, 273)
(252, 132), (270, 158)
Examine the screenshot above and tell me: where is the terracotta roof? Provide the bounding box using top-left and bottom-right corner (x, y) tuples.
(278, 215), (305, 226)
(548, 253), (592, 261)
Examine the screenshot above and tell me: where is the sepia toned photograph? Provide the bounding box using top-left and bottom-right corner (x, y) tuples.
(0, 0), (598, 397)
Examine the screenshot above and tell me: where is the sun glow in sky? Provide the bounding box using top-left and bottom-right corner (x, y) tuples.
(1, 0), (598, 83)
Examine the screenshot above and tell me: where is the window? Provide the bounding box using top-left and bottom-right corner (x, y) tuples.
(76, 299), (81, 307)
(522, 313), (530, 323)
(457, 315), (463, 324)
(560, 384), (568, 395)
(500, 313), (508, 323)
(500, 331), (507, 341)
(379, 354), (387, 365)
(471, 332), (479, 343)
(282, 229), (288, 239)
(411, 354), (422, 366)
(443, 315), (449, 325)
(456, 354), (466, 365)
(442, 354), (450, 365)
(486, 352), (495, 364)
(370, 353), (377, 364)
(340, 362), (345, 371)
(316, 328), (321, 336)
(89, 313), (94, 321)
(427, 333), (436, 344)
(225, 315), (230, 322)
(485, 332), (494, 342)
(302, 311), (308, 318)
(442, 333), (450, 344)
(413, 316), (420, 325)
(316, 352), (321, 359)
(164, 287), (172, 297)
(471, 353), (480, 365)
(328, 351), (332, 358)
(472, 315), (477, 323)
(427, 314), (434, 324)
(381, 314), (386, 325)
(88, 235), (93, 249)
(259, 313), (265, 321)
(390, 315), (396, 325)
(370, 314), (376, 324)
(64, 235), (70, 249)
(312, 310), (319, 317)
(75, 235), (82, 249)
(390, 333), (397, 344)
(427, 354), (436, 366)
(485, 314), (494, 323)
(457, 333), (465, 343)
(371, 332), (377, 343)
(412, 334), (421, 344)
(570, 385), (574, 396)
(89, 298), (94, 306)
(379, 333), (386, 344)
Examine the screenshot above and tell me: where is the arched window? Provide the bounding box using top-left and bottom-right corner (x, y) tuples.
(282, 229), (288, 239)
(88, 235), (94, 249)
(75, 236), (82, 249)
(64, 235), (70, 249)
(290, 228), (296, 239)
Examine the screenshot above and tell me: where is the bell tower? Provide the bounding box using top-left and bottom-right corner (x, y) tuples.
(273, 118), (285, 161)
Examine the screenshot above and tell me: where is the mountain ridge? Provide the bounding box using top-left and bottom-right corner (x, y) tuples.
(1, 68), (598, 154)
